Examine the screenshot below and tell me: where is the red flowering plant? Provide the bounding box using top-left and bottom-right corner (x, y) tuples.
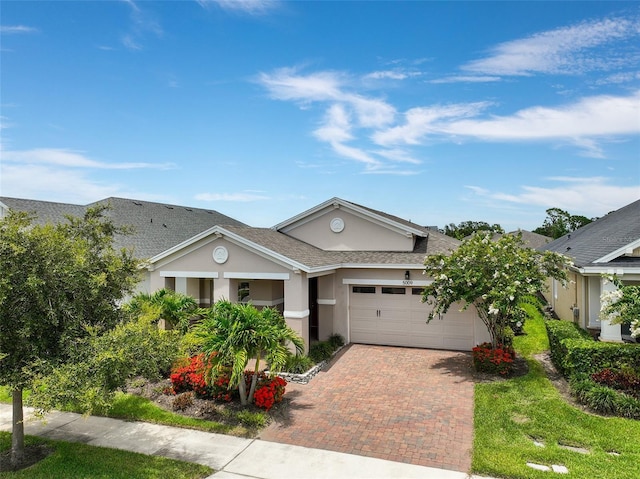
(210, 365), (236, 402)
(245, 371), (287, 411)
(472, 342), (515, 376)
(169, 354), (215, 398)
(591, 368), (640, 400)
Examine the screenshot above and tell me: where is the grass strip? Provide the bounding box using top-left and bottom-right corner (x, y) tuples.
(0, 432), (212, 478)
(472, 306), (640, 479)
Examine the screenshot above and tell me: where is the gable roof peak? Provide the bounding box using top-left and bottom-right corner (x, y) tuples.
(274, 197), (428, 237)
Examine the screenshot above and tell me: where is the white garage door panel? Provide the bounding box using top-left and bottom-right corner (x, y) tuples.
(349, 287), (476, 351)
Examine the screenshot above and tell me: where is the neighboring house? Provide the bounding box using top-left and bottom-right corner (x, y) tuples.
(0, 196), (491, 352)
(539, 199), (640, 342)
(490, 230), (552, 250)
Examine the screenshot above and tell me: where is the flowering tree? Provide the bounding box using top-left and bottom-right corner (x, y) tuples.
(600, 276), (640, 338)
(422, 231), (572, 348)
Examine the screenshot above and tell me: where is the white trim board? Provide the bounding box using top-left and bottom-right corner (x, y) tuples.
(317, 299), (336, 305)
(160, 271), (219, 278)
(224, 272), (290, 280)
(342, 278), (433, 286)
(284, 309), (310, 319)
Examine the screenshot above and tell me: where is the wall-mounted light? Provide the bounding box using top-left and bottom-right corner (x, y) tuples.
(405, 270), (410, 280)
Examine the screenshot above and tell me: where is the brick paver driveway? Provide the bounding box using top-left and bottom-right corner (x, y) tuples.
(260, 344), (475, 472)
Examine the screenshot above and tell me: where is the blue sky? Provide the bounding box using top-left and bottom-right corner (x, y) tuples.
(1, 1), (639, 231)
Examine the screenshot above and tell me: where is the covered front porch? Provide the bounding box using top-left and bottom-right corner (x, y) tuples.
(153, 270), (337, 352)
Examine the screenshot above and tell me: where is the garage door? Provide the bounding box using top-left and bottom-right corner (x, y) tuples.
(349, 285), (476, 351)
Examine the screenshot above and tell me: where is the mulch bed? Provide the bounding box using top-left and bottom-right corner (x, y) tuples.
(0, 444), (55, 473)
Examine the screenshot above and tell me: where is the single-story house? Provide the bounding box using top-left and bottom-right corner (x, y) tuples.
(539, 198), (640, 342)
(490, 230), (552, 250)
(0, 196), (491, 351)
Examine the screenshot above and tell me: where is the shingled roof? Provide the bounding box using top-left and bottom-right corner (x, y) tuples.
(2, 195), (460, 270)
(539, 198), (640, 268)
(222, 225), (459, 270)
(0, 196), (247, 260)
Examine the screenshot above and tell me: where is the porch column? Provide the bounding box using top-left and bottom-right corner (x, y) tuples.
(284, 272), (309, 353)
(175, 277), (187, 295)
(599, 277), (623, 342)
(213, 277), (232, 303)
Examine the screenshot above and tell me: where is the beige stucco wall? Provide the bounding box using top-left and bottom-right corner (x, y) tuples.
(153, 238), (291, 277)
(543, 272), (583, 326)
(282, 207), (414, 251)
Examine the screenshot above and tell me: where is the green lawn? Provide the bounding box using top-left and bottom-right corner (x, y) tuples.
(0, 432), (212, 478)
(0, 389), (263, 437)
(473, 304), (640, 479)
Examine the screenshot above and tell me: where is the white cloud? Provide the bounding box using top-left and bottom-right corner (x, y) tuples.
(372, 91), (640, 157)
(429, 75), (502, 84)
(0, 25), (38, 34)
(259, 68), (345, 103)
(467, 177), (640, 217)
(194, 192), (270, 202)
(120, 0), (163, 51)
(373, 102), (491, 146)
(462, 16), (640, 76)
(363, 69), (422, 81)
(595, 71), (640, 85)
(0, 163), (168, 205)
(373, 148), (421, 165)
(198, 0), (278, 15)
(364, 70), (410, 80)
(259, 68), (400, 170)
(121, 34), (142, 51)
(313, 104), (353, 144)
(2, 148), (175, 170)
(440, 91), (640, 156)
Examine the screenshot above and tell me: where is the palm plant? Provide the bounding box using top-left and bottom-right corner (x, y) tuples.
(196, 300), (304, 406)
(123, 289), (198, 334)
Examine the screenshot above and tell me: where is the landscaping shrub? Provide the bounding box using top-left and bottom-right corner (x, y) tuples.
(614, 392), (640, 419)
(209, 366), (235, 402)
(283, 353), (315, 374)
(244, 371), (287, 411)
(170, 354), (211, 398)
(472, 342), (515, 376)
(327, 333), (345, 349)
(235, 410), (267, 428)
(172, 392), (194, 411)
(501, 326), (515, 348)
(591, 368), (640, 399)
(178, 331), (205, 357)
(308, 341), (334, 363)
(585, 385), (619, 415)
(569, 373), (595, 403)
(563, 340), (640, 377)
(568, 370), (640, 419)
(544, 319), (592, 374)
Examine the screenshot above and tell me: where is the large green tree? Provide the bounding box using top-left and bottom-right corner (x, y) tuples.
(196, 301), (304, 406)
(422, 232), (572, 347)
(443, 221), (504, 240)
(0, 207), (140, 467)
(533, 207), (594, 239)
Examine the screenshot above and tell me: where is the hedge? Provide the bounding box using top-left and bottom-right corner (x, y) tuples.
(545, 319), (592, 375)
(546, 319), (640, 419)
(563, 339), (640, 377)
(546, 319), (640, 377)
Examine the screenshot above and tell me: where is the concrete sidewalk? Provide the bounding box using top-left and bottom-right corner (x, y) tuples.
(0, 404), (491, 479)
